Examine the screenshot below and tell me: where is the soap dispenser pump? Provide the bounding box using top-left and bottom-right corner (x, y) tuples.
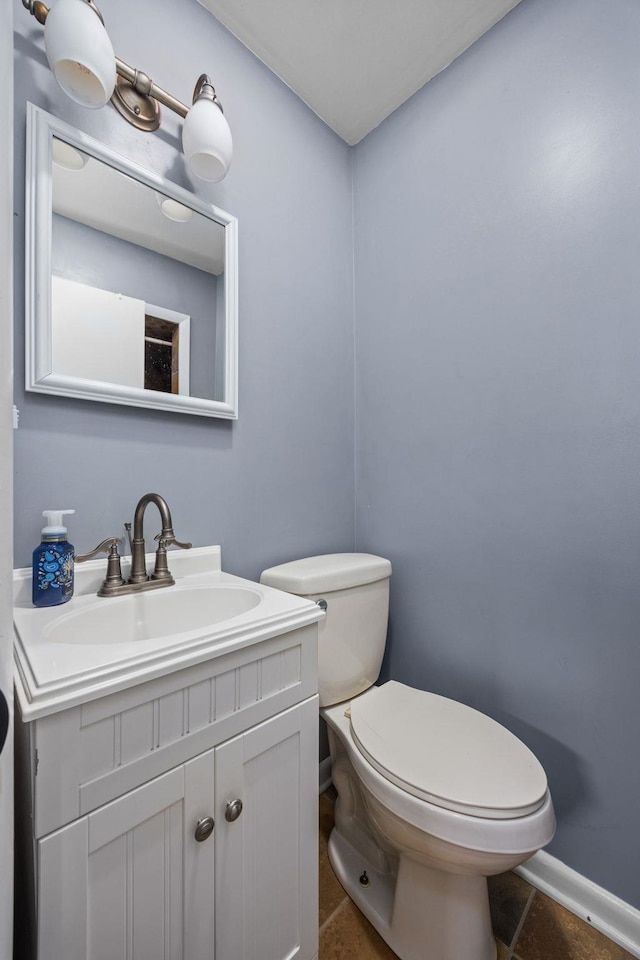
(32, 509), (75, 607)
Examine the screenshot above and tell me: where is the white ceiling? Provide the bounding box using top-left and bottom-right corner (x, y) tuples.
(199, 0), (523, 145)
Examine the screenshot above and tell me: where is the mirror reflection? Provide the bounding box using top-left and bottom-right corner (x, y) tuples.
(52, 138), (224, 401)
(26, 104), (238, 418)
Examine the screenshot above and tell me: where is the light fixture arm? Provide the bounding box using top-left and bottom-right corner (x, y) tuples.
(192, 74), (223, 110)
(115, 58), (189, 119)
(23, 0), (104, 26)
(22, 0), (49, 25)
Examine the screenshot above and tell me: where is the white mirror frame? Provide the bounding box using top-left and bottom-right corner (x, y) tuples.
(25, 102), (238, 418)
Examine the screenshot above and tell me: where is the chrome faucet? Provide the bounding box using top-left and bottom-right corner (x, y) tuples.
(77, 493), (192, 597)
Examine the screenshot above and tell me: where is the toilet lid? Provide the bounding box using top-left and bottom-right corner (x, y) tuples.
(349, 681), (548, 819)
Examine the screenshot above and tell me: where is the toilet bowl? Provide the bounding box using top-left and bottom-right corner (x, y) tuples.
(323, 686), (555, 960)
(260, 554), (556, 960)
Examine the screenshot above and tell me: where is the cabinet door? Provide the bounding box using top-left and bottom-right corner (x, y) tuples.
(38, 750), (216, 960)
(215, 696), (319, 960)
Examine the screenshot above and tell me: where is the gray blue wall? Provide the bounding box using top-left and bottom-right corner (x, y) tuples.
(353, 0), (640, 908)
(14, 0), (355, 575)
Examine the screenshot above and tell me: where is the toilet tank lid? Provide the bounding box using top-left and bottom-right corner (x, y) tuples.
(260, 553), (391, 595)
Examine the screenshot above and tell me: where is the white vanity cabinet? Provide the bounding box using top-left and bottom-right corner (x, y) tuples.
(36, 696), (318, 960)
(13, 551), (323, 960)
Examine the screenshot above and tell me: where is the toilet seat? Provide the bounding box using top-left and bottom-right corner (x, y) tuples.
(349, 682), (548, 819)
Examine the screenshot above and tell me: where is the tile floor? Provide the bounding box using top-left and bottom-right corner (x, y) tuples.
(319, 789), (636, 960)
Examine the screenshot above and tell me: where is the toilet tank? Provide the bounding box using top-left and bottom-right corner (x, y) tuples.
(260, 554), (392, 707)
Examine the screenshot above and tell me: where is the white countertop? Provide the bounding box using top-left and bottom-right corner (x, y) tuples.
(14, 545), (323, 720)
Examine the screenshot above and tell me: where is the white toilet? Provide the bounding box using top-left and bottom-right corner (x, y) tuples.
(261, 553), (556, 960)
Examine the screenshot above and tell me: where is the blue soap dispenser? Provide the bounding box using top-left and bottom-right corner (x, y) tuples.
(32, 509), (76, 607)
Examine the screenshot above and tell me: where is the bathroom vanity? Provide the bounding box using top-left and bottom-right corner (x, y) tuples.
(13, 546), (322, 960)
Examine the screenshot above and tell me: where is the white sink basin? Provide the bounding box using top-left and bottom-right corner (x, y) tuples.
(13, 545), (325, 719)
(46, 585), (262, 646)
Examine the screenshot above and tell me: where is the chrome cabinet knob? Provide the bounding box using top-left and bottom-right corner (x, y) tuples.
(225, 798), (243, 822)
(194, 816), (214, 842)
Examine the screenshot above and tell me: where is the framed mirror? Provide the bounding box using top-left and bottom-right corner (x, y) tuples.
(25, 103), (238, 418)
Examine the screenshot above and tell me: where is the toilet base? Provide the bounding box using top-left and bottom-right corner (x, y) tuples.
(328, 827), (497, 960)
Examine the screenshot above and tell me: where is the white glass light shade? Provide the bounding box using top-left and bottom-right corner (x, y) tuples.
(182, 99), (233, 182)
(44, 0), (116, 109)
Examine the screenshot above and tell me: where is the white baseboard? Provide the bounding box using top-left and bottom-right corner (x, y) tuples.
(319, 757), (332, 794)
(516, 850), (640, 958)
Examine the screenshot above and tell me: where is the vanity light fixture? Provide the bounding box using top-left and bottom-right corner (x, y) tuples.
(21, 0), (233, 181)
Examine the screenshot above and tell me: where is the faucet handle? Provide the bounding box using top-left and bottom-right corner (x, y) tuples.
(154, 532), (193, 551)
(77, 538), (126, 593)
(151, 532), (191, 583)
(76, 537), (123, 563)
